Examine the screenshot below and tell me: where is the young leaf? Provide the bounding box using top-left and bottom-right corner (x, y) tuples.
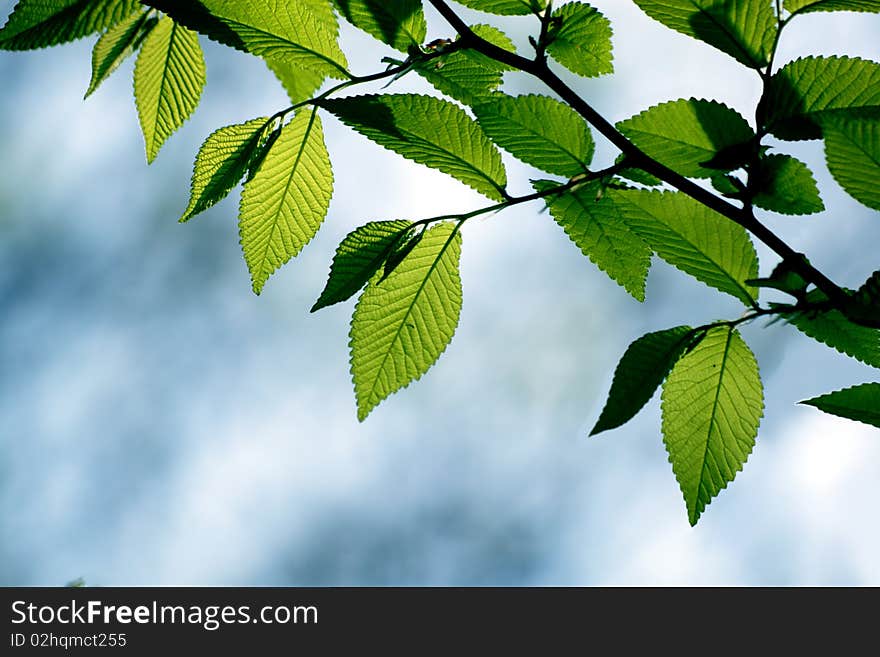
(416, 24), (515, 106)
(752, 154), (824, 215)
(611, 189), (759, 306)
(332, 0), (426, 52)
(350, 223), (463, 421)
(764, 56), (880, 140)
(453, 0), (545, 15)
(591, 326), (702, 436)
(143, 0), (349, 78)
(181, 117), (270, 222)
(86, 9), (155, 98)
(312, 220), (413, 312)
(134, 16), (206, 164)
(0, 0), (140, 51)
(535, 180), (652, 301)
(801, 383), (880, 429)
(239, 109), (333, 294)
(662, 325), (764, 525)
(545, 2), (614, 78)
(617, 99), (755, 179)
(822, 116), (880, 211)
(784, 0), (880, 15)
(632, 0), (776, 69)
(320, 94), (508, 201)
(783, 291), (880, 368)
(473, 94), (594, 177)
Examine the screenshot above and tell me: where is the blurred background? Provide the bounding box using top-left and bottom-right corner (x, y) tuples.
(1, 1), (878, 585)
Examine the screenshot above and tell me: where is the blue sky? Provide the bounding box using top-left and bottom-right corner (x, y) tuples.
(1, 1), (879, 585)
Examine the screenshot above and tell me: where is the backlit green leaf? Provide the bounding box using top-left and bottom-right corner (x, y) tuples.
(822, 116), (880, 211)
(611, 189), (759, 306)
(332, 0), (426, 51)
(592, 326), (702, 435)
(0, 0), (140, 50)
(320, 93), (508, 201)
(312, 220), (413, 312)
(474, 94), (594, 176)
(416, 24), (515, 106)
(764, 56), (880, 140)
(143, 0), (349, 78)
(453, 0), (545, 15)
(784, 0), (880, 15)
(350, 223), (463, 420)
(85, 9), (155, 98)
(546, 2), (613, 78)
(752, 154), (824, 215)
(265, 59), (326, 104)
(662, 325), (764, 525)
(182, 117), (271, 222)
(239, 110), (333, 294)
(536, 180), (652, 300)
(134, 16), (206, 163)
(801, 383), (880, 429)
(783, 290), (880, 368)
(632, 0), (776, 68)
(617, 99), (755, 178)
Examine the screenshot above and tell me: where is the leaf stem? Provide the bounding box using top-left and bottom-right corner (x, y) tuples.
(409, 163), (626, 229)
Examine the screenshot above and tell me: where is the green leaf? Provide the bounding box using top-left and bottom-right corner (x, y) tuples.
(312, 220), (413, 312)
(143, 0), (349, 78)
(822, 116), (880, 211)
(239, 109), (333, 294)
(545, 2), (613, 78)
(801, 383), (880, 429)
(181, 117), (270, 222)
(764, 56), (880, 140)
(452, 0), (545, 15)
(752, 154), (824, 215)
(616, 154), (663, 187)
(473, 94), (594, 176)
(535, 180), (652, 300)
(784, 0), (880, 15)
(350, 223), (463, 421)
(382, 228), (424, 281)
(746, 258), (809, 298)
(617, 99), (755, 179)
(661, 325), (764, 525)
(134, 16), (206, 164)
(0, 0), (140, 50)
(611, 189), (759, 306)
(632, 0), (776, 68)
(845, 270), (880, 329)
(332, 0), (426, 51)
(85, 9), (155, 98)
(710, 172), (746, 198)
(591, 326), (702, 435)
(265, 59), (326, 104)
(416, 24), (514, 106)
(783, 290), (880, 368)
(320, 94), (508, 201)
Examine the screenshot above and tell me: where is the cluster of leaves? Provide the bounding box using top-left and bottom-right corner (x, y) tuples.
(2, 0), (878, 525)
